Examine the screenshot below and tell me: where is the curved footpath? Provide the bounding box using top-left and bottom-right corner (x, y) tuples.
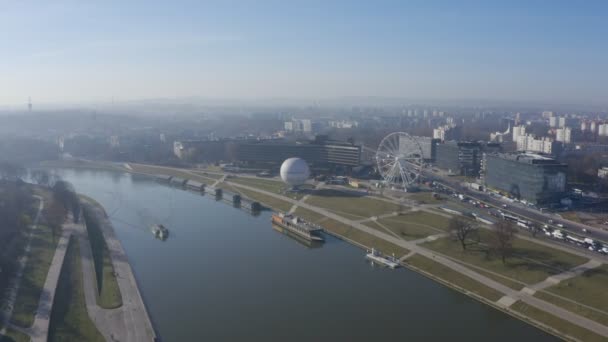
(81, 200), (157, 342)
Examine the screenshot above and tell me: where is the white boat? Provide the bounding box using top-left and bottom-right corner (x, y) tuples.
(365, 248), (399, 269)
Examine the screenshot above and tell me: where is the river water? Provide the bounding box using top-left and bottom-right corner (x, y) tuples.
(51, 168), (557, 342)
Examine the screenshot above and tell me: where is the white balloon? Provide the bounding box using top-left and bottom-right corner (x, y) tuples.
(280, 158), (310, 186)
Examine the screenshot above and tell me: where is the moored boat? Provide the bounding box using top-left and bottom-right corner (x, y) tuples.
(365, 248), (399, 269)
(271, 213), (324, 242)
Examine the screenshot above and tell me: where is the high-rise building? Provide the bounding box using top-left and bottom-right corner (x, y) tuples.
(549, 116), (558, 128)
(599, 123), (608, 137)
(484, 152), (567, 204)
(556, 127), (572, 143)
(516, 134), (560, 155)
(542, 111), (554, 119)
(512, 125), (526, 142)
(434, 141), (482, 176)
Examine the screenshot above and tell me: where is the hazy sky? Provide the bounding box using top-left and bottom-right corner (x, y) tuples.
(1, 1), (607, 106)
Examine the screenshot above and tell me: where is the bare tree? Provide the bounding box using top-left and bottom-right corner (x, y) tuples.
(492, 220), (517, 264)
(449, 217), (479, 251)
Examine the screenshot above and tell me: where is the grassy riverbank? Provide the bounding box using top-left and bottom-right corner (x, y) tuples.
(82, 207), (122, 309)
(48, 237), (105, 342)
(10, 224), (57, 328)
(511, 301), (606, 342)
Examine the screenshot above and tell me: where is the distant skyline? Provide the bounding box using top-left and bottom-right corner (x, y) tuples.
(2, 1), (608, 107)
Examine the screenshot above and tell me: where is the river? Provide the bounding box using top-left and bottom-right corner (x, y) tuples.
(51, 168), (557, 341)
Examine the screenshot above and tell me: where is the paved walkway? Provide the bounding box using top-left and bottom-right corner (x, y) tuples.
(226, 180), (608, 338)
(526, 259), (603, 293)
(0, 195), (44, 335)
(83, 202), (157, 342)
(25, 222), (74, 342)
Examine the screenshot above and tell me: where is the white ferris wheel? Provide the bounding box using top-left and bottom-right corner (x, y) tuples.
(375, 132), (424, 190)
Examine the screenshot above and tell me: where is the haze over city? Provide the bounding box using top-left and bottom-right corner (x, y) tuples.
(2, 1), (608, 107)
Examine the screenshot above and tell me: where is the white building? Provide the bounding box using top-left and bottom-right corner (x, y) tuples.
(549, 117), (558, 128)
(599, 123), (608, 137)
(284, 121), (294, 131)
(599, 167), (608, 179)
(512, 125), (526, 142)
(556, 127), (572, 143)
(516, 134), (555, 154)
(542, 111), (554, 119)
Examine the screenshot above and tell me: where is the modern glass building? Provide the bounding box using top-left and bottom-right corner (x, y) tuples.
(174, 138), (361, 168)
(484, 152), (567, 204)
(435, 141), (482, 176)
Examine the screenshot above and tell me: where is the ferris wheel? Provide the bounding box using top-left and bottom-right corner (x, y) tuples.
(375, 132), (424, 190)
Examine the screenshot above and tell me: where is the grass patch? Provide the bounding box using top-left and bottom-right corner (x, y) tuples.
(228, 177), (309, 200)
(560, 211), (581, 223)
(321, 219), (408, 257)
(48, 237), (105, 342)
(471, 267), (526, 290)
(405, 192), (445, 204)
(234, 188), (293, 212)
(535, 291), (608, 326)
(82, 207), (122, 309)
(293, 207), (326, 224)
(544, 265), (608, 315)
(511, 301), (606, 342)
(374, 212), (447, 240)
(10, 224), (58, 328)
(306, 189), (404, 219)
(405, 254), (504, 301)
(129, 163), (216, 183)
(422, 229), (588, 285)
(0, 327), (30, 342)
(229, 177), (286, 193)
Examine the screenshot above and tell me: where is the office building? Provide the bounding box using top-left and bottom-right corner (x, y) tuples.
(434, 141), (481, 177)
(484, 153), (567, 204)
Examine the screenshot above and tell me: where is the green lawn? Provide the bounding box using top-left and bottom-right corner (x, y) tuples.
(543, 265), (608, 317)
(405, 192), (446, 204)
(129, 163), (216, 183)
(82, 207), (122, 309)
(228, 177), (309, 200)
(422, 229), (588, 285)
(48, 237), (105, 342)
(321, 219), (409, 257)
(373, 211), (448, 240)
(0, 327), (29, 342)
(229, 177), (286, 193)
(293, 207), (327, 224)
(10, 225), (58, 328)
(234, 188), (293, 212)
(511, 301), (606, 342)
(306, 189), (404, 219)
(404, 254), (504, 301)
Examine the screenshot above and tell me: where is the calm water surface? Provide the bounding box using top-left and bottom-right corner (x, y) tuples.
(53, 168), (557, 342)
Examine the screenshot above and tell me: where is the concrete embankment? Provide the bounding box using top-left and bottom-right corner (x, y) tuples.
(82, 199), (158, 342)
